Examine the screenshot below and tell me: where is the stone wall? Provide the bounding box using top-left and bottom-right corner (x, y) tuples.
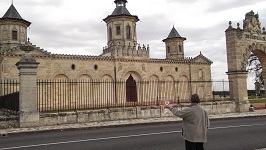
(0, 103), (239, 129)
(0, 115), (19, 129)
(38, 103), (237, 127)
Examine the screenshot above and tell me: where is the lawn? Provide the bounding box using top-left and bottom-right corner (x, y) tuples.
(249, 99), (266, 103)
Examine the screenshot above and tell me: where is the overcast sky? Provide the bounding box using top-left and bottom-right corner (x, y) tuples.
(1, 0), (266, 89)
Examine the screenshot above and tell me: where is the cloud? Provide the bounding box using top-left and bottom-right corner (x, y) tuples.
(165, 0), (198, 4)
(206, 0), (266, 12)
(1, 0), (265, 87)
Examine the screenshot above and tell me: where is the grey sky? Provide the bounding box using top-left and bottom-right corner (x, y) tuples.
(1, 0), (266, 89)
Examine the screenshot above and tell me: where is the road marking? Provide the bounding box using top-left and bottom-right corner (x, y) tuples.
(1, 123), (266, 150)
(209, 123), (266, 130)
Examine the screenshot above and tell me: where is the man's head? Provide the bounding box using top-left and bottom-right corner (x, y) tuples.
(191, 94), (200, 103)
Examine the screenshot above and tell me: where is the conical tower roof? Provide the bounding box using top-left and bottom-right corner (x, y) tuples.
(2, 4), (22, 19)
(163, 26), (186, 42)
(0, 4), (31, 26)
(167, 26), (182, 38)
(103, 0), (139, 22)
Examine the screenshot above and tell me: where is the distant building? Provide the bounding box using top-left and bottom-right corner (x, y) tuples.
(0, 0), (212, 102)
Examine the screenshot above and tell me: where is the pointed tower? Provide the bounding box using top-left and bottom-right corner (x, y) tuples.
(103, 0), (140, 57)
(163, 26), (186, 60)
(0, 4), (31, 52)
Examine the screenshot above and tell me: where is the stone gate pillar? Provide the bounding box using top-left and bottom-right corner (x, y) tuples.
(225, 22), (249, 112)
(16, 42), (40, 127)
(225, 11), (266, 112)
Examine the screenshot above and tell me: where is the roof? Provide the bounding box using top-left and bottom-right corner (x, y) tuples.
(0, 4), (31, 26)
(191, 52), (213, 64)
(2, 4), (22, 19)
(103, 1), (139, 22)
(167, 26), (182, 38)
(114, 0), (128, 4)
(111, 6), (131, 16)
(163, 26), (186, 42)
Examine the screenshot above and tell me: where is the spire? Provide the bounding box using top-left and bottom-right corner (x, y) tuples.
(163, 26), (186, 42)
(114, 0), (128, 7)
(103, 0), (139, 22)
(167, 26), (182, 39)
(1, 3), (31, 26)
(2, 3), (22, 19)
(111, 0), (131, 16)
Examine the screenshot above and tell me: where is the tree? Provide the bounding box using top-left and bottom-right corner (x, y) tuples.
(247, 52), (264, 88)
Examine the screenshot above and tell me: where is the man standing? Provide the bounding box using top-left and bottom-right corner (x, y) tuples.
(165, 94), (210, 150)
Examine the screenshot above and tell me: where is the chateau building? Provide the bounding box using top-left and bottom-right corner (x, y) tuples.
(0, 0), (213, 102)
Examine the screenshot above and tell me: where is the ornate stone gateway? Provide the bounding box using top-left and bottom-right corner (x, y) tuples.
(225, 10), (266, 112)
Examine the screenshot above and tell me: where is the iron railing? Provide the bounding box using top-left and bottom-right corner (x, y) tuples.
(37, 79), (230, 112)
(0, 80), (20, 114)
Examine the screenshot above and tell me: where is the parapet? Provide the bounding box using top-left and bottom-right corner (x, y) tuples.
(101, 43), (150, 59)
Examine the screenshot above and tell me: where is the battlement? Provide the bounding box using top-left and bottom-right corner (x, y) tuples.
(101, 43), (150, 59)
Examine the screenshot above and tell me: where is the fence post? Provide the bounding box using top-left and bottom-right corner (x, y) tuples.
(15, 42), (40, 127)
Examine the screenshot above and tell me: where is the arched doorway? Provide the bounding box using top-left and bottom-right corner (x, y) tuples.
(225, 10), (266, 112)
(126, 74), (137, 102)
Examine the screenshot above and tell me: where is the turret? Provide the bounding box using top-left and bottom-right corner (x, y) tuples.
(103, 0), (142, 58)
(0, 4), (31, 52)
(163, 26), (186, 60)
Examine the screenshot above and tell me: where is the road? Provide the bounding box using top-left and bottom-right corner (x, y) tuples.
(0, 117), (266, 150)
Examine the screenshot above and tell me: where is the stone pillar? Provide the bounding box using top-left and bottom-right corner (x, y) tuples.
(16, 42), (40, 127)
(225, 24), (249, 112)
(227, 71), (249, 112)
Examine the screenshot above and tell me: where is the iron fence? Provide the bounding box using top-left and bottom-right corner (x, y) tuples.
(37, 79), (230, 112)
(0, 80), (20, 114)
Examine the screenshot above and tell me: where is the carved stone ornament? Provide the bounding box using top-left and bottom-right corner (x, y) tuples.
(243, 10), (261, 34)
(117, 63), (122, 72)
(19, 41), (36, 63)
(141, 64), (146, 72)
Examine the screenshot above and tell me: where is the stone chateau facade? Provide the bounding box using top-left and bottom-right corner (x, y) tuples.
(0, 0), (212, 101)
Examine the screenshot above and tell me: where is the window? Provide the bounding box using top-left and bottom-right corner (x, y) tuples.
(167, 46), (170, 53)
(116, 26), (121, 35)
(126, 25), (131, 39)
(179, 45), (182, 52)
(160, 67), (163, 72)
(71, 64), (76, 70)
(94, 64), (98, 71)
(199, 69), (203, 79)
(109, 27), (112, 41)
(12, 30), (18, 40)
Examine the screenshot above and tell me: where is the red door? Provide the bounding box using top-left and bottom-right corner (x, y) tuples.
(126, 75), (137, 102)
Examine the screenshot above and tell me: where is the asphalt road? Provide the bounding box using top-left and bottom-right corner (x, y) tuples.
(0, 117), (266, 150)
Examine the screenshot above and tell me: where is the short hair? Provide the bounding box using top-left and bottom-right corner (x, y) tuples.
(191, 94), (200, 103)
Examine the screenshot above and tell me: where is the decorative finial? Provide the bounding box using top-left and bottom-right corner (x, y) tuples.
(237, 22), (240, 29)
(263, 27), (266, 34)
(227, 21), (233, 30)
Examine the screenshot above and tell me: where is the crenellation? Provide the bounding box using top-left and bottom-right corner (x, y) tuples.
(102, 43), (150, 59)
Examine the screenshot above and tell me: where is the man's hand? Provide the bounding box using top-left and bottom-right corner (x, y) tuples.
(165, 103), (174, 109)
